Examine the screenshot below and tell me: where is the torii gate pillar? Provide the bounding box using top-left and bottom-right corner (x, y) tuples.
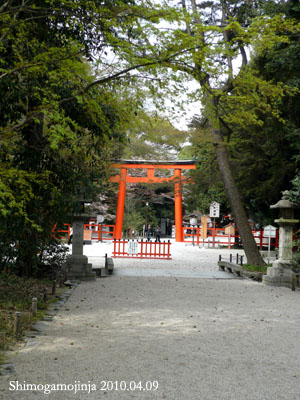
(174, 169), (183, 242)
(115, 168), (127, 240)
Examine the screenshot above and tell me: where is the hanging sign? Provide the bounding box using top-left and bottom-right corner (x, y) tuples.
(263, 225), (277, 238)
(209, 201), (220, 218)
(225, 225), (235, 236)
(128, 240), (138, 255)
(201, 216), (208, 239)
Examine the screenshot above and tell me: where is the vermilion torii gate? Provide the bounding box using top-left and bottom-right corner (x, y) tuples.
(110, 160), (196, 242)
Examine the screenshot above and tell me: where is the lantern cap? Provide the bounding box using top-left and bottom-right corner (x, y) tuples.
(270, 191), (299, 209)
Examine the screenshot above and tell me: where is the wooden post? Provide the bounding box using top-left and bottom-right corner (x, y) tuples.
(32, 297), (37, 316)
(51, 280), (56, 295)
(99, 224), (102, 242)
(43, 288), (48, 302)
(201, 216), (208, 247)
(292, 275), (296, 291)
(14, 312), (21, 338)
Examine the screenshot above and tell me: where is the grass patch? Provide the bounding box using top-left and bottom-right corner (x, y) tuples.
(0, 273), (66, 363)
(242, 264), (268, 274)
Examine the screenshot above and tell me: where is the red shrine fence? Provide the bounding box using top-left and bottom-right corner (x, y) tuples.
(183, 227), (279, 249)
(112, 239), (172, 259)
(52, 223), (115, 241)
(53, 224), (279, 250)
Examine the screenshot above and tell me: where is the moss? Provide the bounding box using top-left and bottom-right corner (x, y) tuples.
(242, 264), (268, 274)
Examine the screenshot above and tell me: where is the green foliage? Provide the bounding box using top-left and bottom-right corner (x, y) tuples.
(242, 264), (268, 274)
(2, 0), (300, 271)
(289, 174), (300, 205)
(165, 1), (300, 225)
(291, 253), (300, 273)
(123, 112), (187, 160)
(234, 0), (300, 221)
(123, 209), (145, 235)
(291, 231), (300, 273)
(117, 112), (187, 229)
(178, 119), (227, 214)
(122, 183), (165, 236)
(0, 0), (162, 276)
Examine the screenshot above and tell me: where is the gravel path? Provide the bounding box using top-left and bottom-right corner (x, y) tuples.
(1, 243), (299, 400)
(85, 240), (249, 274)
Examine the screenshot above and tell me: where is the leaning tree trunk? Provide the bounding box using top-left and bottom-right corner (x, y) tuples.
(211, 126), (265, 266)
(179, 0), (265, 265)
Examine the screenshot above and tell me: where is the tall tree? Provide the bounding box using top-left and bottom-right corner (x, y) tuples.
(0, 0), (167, 275)
(252, 0), (300, 210)
(116, 0), (299, 264)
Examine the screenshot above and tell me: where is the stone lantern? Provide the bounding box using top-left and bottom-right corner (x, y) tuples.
(65, 199), (95, 281)
(263, 191), (299, 288)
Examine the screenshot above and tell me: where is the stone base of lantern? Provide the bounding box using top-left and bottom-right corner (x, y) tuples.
(66, 255), (96, 281)
(263, 260), (294, 288)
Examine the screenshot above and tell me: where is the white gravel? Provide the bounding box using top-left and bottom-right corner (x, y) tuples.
(1, 242), (299, 400)
(84, 239), (247, 270)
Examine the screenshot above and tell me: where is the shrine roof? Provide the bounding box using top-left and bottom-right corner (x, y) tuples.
(112, 159), (195, 165)
(111, 160), (196, 169)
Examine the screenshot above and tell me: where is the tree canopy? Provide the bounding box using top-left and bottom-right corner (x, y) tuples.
(2, 0), (300, 272)
(0, 0), (166, 275)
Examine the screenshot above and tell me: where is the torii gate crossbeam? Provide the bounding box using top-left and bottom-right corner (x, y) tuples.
(110, 160), (196, 242)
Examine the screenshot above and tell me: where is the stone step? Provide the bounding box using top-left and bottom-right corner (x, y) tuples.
(92, 267), (108, 277)
(91, 255), (114, 277)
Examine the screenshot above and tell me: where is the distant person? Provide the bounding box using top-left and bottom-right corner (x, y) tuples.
(155, 225), (161, 242)
(147, 225), (152, 241)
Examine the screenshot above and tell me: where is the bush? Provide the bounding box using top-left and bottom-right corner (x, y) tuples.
(35, 242), (69, 278)
(291, 254), (300, 273)
(0, 239), (69, 278)
(291, 232), (300, 273)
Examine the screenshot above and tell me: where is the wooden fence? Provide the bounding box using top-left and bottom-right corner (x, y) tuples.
(112, 239), (172, 259)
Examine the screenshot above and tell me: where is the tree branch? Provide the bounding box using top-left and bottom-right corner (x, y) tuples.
(59, 46), (204, 104)
(0, 50), (85, 80)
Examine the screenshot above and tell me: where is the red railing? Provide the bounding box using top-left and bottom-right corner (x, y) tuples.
(52, 223), (115, 241)
(183, 227), (279, 249)
(52, 223), (279, 250)
(112, 239), (172, 259)
(83, 224), (115, 241)
(52, 223), (70, 239)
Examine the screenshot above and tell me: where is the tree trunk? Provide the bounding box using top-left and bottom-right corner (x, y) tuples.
(211, 125), (265, 266)
(179, 0), (265, 265)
